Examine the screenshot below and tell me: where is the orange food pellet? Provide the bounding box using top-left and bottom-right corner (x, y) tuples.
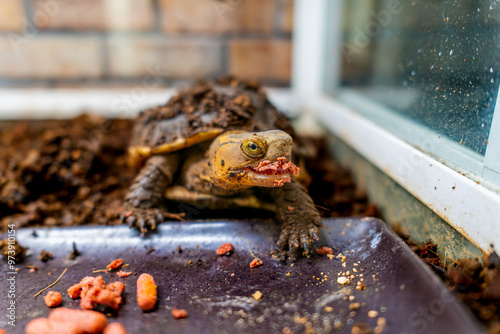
(107, 259), (124, 270)
(43, 291), (62, 308)
(67, 284), (81, 299)
(25, 307), (107, 334)
(67, 276), (124, 311)
(216, 243), (234, 256)
(250, 258), (263, 268)
(116, 270), (132, 278)
(316, 247), (334, 256)
(137, 273), (157, 311)
(171, 308), (188, 319)
(0, 329), (5, 334)
(103, 322), (128, 334)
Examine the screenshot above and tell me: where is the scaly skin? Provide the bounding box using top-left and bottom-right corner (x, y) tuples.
(122, 130), (323, 256)
(121, 154), (183, 234)
(270, 179), (323, 257)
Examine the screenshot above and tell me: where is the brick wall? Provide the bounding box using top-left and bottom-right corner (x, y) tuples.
(0, 0), (293, 88)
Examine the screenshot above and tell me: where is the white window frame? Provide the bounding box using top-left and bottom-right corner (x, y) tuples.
(292, 0), (500, 255)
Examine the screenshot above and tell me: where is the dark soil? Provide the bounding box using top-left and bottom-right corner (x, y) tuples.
(0, 115), (373, 234)
(396, 227), (500, 333)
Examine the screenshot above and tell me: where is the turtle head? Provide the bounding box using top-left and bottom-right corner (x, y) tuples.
(209, 130), (299, 189)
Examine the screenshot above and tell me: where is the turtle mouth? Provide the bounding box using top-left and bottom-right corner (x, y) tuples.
(245, 157), (300, 187)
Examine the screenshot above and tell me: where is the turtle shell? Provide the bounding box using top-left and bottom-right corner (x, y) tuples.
(128, 78), (296, 166)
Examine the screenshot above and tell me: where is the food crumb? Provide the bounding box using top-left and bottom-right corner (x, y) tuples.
(368, 310), (378, 318)
(116, 271), (132, 278)
(250, 258), (263, 268)
(316, 247), (334, 255)
(103, 322), (128, 334)
(43, 291), (62, 308)
(337, 277), (349, 285)
(252, 291), (263, 301)
(216, 243), (234, 256)
(287, 206), (295, 211)
(171, 308), (188, 319)
(349, 302), (361, 310)
(351, 323), (372, 334)
(324, 306), (334, 312)
(107, 259), (124, 270)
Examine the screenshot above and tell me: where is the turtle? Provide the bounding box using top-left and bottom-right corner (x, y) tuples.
(121, 78), (323, 256)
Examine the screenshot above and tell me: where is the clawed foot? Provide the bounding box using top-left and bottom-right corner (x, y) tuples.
(120, 206), (185, 235)
(276, 210), (323, 257)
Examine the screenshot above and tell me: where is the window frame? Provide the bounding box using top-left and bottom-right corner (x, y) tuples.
(292, 0), (500, 255)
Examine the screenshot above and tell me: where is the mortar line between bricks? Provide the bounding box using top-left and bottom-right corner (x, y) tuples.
(221, 36), (229, 76)
(151, 0), (162, 33)
(100, 33), (110, 81)
(22, 0), (34, 26)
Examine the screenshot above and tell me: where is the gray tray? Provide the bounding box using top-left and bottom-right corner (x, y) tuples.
(0, 218), (483, 333)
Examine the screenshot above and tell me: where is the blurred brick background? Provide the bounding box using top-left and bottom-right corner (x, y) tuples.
(0, 0), (293, 88)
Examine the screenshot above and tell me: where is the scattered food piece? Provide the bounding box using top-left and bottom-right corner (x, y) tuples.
(349, 295), (355, 301)
(252, 291), (263, 301)
(116, 270), (132, 278)
(333, 319), (343, 330)
(0, 329), (4, 334)
(316, 247), (334, 256)
(171, 308), (188, 319)
(337, 277), (349, 285)
(25, 307), (107, 334)
(216, 243), (234, 256)
(39, 250), (53, 262)
(137, 273), (157, 311)
(68, 276), (124, 311)
(324, 306), (334, 312)
(368, 310), (378, 318)
(377, 317), (386, 326)
(287, 206), (295, 211)
(356, 283), (366, 290)
(351, 323), (372, 334)
(107, 259), (124, 270)
(349, 302), (361, 310)
(250, 258), (263, 268)
(43, 291), (62, 308)
(103, 322), (129, 334)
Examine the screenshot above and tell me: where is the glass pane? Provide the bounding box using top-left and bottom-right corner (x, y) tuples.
(339, 0), (500, 156)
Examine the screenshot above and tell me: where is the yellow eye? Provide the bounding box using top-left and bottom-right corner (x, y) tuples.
(242, 138), (266, 158)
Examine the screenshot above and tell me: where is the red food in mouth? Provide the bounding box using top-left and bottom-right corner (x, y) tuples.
(251, 157), (300, 176)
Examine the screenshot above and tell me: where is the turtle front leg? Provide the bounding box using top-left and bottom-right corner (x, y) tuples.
(121, 154), (183, 234)
(270, 179), (323, 257)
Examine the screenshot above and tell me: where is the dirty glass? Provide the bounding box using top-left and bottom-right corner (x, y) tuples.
(338, 0), (500, 156)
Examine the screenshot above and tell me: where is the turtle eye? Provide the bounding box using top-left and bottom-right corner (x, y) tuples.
(242, 139), (266, 158)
